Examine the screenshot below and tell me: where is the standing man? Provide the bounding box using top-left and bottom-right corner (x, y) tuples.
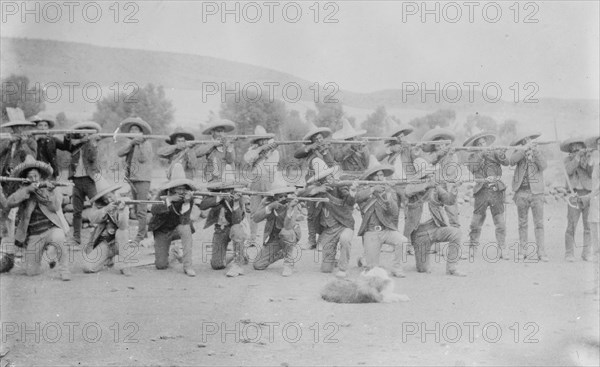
(243, 125), (279, 246)
(65, 121), (102, 246)
(4, 156), (71, 280)
(509, 132), (548, 262)
(195, 119), (236, 183)
(148, 164), (197, 277)
(116, 117), (154, 246)
(355, 158), (407, 277)
(252, 178), (303, 277)
(157, 128), (198, 179)
(294, 123), (336, 250)
(301, 165), (355, 277)
(404, 158), (465, 276)
(562, 137), (594, 262)
(29, 113), (70, 180)
(377, 123), (418, 180)
(463, 132), (510, 260)
(332, 118), (369, 172)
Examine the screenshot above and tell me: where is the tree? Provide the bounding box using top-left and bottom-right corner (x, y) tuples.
(361, 105), (389, 136)
(92, 83), (175, 135)
(1, 74), (45, 122)
(409, 109), (456, 138)
(465, 113), (498, 135)
(313, 101), (344, 130)
(498, 119), (518, 144)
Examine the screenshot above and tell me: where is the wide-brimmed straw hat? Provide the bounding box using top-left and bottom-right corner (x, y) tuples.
(390, 121), (414, 138)
(158, 163), (198, 193)
(332, 118), (366, 140)
(250, 125), (275, 144)
(11, 155), (53, 179)
(463, 131), (497, 147)
(421, 128), (456, 152)
(166, 128), (195, 144)
(71, 121), (102, 132)
(359, 155), (394, 180)
(560, 137), (587, 153)
(1, 120), (35, 129)
(29, 113), (56, 128)
(302, 122), (332, 142)
(510, 132), (541, 146)
(202, 119), (236, 135)
(88, 178), (124, 203)
(120, 117), (152, 135)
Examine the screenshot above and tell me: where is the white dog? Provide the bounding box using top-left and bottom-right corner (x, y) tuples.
(321, 267), (410, 303)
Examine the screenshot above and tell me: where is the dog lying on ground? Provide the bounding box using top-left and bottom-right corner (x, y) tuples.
(321, 267), (410, 303)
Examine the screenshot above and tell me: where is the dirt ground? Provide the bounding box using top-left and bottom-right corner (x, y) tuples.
(1, 199), (599, 366)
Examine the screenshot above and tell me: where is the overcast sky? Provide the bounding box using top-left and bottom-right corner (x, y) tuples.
(2, 1), (598, 99)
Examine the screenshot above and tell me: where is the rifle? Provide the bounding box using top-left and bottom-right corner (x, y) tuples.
(120, 199), (165, 205)
(0, 177), (73, 187)
(455, 141), (559, 151)
(233, 189), (275, 197)
(283, 194), (329, 203)
(29, 129), (99, 136)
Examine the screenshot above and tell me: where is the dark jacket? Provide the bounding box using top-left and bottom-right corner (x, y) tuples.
(66, 138), (100, 179)
(355, 185), (403, 236)
(252, 199), (302, 244)
(403, 182), (457, 238)
(86, 203), (129, 249)
(147, 201), (193, 233)
(35, 136), (70, 179)
(466, 150), (509, 194)
(198, 196), (245, 229)
(509, 149), (547, 194)
(117, 140), (153, 182)
(301, 185), (355, 234)
(334, 145), (369, 172)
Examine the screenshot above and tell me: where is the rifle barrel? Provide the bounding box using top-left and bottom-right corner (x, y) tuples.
(30, 129), (98, 135)
(361, 137), (397, 142)
(234, 189), (274, 196)
(274, 140), (311, 145)
(121, 200), (165, 205)
(291, 196), (329, 203)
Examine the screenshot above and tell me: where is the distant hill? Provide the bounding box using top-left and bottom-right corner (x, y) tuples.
(2, 37), (598, 137)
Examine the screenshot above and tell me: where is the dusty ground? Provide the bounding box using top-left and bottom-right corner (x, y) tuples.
(1, 199), (599, 366)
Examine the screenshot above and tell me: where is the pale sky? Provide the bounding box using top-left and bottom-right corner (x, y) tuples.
(2, 0), (599, 99)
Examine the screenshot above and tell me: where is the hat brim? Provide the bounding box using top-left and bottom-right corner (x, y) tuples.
(463, 133), (497, 147)
(72, 122), (102, 131)
(560, 138), (586, 153)
(202, 120), (236, 135)
(360, 165), (395, 180)
(206, 181), (246, 191)
(30, 117), (56, 129)
(1, 121), (36, 129)
(251, 134), (275, 144)
(510, 133), (541, 146)
(168, 132), (195, 144)
(303, 128), (332, 142)
(121, 120), (152, 135)
(89, 184), (124, 203)
(159, 179), (198, 193)
(11, 160), (53, 179)
(391, 127), (414, 137)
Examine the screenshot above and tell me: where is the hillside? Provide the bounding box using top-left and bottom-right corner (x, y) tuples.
(1, 37), (598, 136)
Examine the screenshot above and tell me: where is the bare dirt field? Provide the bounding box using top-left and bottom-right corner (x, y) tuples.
(1, 199), (599, 366)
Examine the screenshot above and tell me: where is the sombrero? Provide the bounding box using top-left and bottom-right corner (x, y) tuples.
(585, 135), (600, 148)
(332, 118), (366, 140)
(158, 163), (198, 193)
(120, 117), (152, 135)
(11, 155), (53, 179)
(510, 132), (541, 146)
(560, 137), (586, 153)
(463, 131), (497, 147)
(390, 123), (414, 138)
(1, 120), (35, 129)
(421, 128), (456, 152)
(88, 179), (124, 203)
(202, 119), (236, 135)
(166, 128), (195, 145)
(29, 113), (56, 128)
(302, 122), (331, 142)
(206, 179), (246, 192)
(359, 155), (394, 180)
(71, 121), (102, 132)
(250, 125), (275, 144)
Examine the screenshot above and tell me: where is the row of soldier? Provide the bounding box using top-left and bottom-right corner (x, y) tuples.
(0, 113), (598, 280)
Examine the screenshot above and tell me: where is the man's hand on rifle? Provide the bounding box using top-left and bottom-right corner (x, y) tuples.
(167, 193), (183, 202)
(131, 136), (145, 145)
(183, 192), (193, 203)
(268, 201), (284, 212)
